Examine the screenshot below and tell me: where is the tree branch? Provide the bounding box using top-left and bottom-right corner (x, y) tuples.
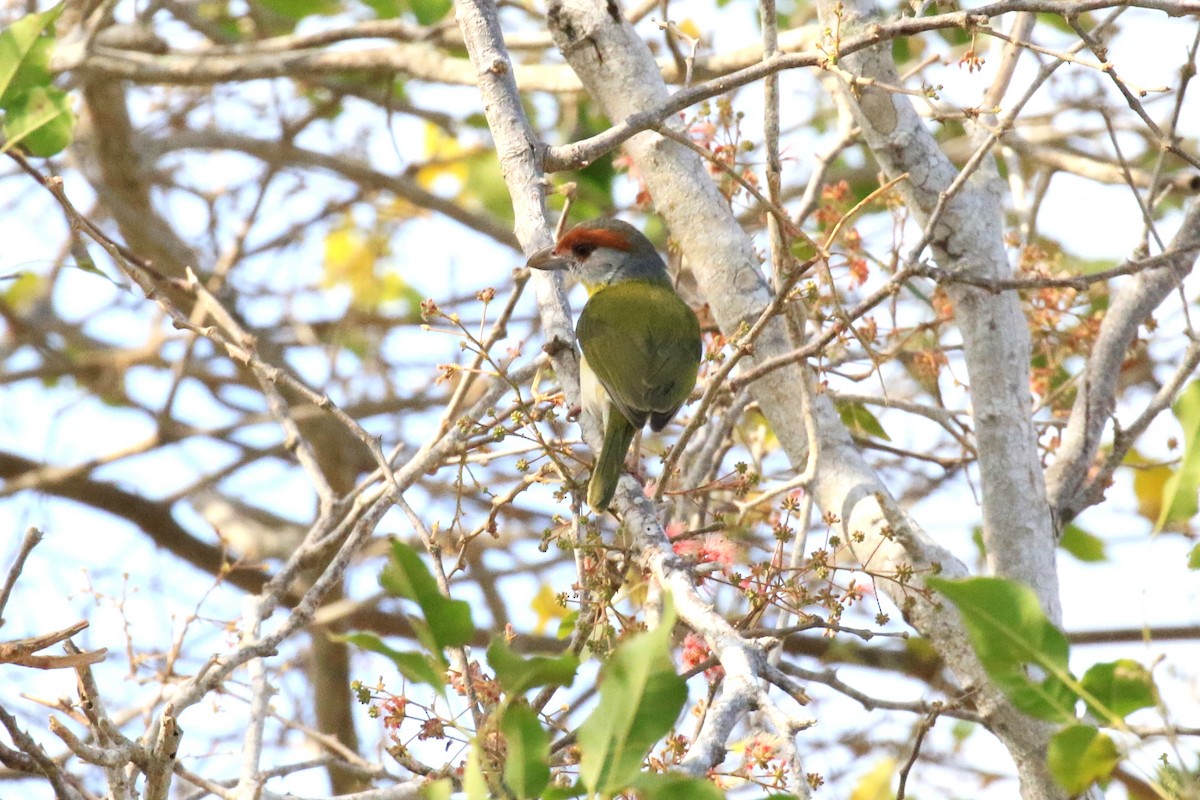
(1046, 199), (1200, 519)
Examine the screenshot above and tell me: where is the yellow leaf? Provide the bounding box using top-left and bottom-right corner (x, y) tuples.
(737, 408), (779, 453)
(322, 218), (393, 310)
(1127, 450), (1170, 525)
(850, 757), (895, 800)
(323, 224), (371, 285)
(377, 272), (423, 311)
(676, 18), (701, 40)
(1, 272), (44, 312)
(379, 196), (428, 222)
(415, 123), (469, 191)
(531, 583), (568, 635)
(613, 565), (648, 607)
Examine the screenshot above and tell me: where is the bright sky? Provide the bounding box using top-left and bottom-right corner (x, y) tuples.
(2, 3), (1199, 798)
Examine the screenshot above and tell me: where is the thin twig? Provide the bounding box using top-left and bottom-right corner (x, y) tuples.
(896, 708), (941, 799)
(0, 527), (43, 625)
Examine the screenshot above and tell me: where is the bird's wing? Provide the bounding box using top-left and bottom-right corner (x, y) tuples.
(577, 282), (701, 430)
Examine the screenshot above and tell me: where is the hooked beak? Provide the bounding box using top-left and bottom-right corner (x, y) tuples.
(526, 245), (571, 271)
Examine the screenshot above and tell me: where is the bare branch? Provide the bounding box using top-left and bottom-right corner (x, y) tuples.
(0, 527), (42, 625)
(0, 623), (106, 670)
(0, 707), (83, 800)
(542, 0), (1197, 170)
(1046, 199), (1200, 518)
(818, 0), (1061, 617)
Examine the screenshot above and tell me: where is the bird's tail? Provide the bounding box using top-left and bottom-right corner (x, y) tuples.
(588, 410), (638, 512)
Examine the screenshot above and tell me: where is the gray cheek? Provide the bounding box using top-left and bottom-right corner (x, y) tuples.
(579, 264), (610, 286)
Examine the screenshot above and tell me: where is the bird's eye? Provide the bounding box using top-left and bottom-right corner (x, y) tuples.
(571, 242), (597, 258)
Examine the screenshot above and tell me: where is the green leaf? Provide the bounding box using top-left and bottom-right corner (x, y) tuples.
(950, 720), (978, 743)
(633, 773), (726, 799)
(578, 598), (688, 795)
(970, 525), (986, 561)
(500, 704), (551, 799)
(464, 741), (489, 800)
(835, 399), (891, 441)
(933, 25), (972, 46)
(420, 778), (454, 800)
(632, 772), (727, 799)
(0, 5), (63, 108)
(362, 0), (405, 17)
(380, 539), (438, 600)
(409, 0), (452, 24)
(1036, 11), (1079, 34)
(556, 609), (579, 640)
(2, 84), (74, 156)
(1058, 523), (1107, 563)
(541, 782), (585, 800)
(1080, 659), (1156, 720)
(1188, 542), (1200, 571)
(0, 5), (75, 157)
(487, 639), (579, 696)
(927, 577), (1078, 722)
(1156, 380), (1200, 531)
(1158, 759), (1200, 797)
(337, 631), (445, 688)
(790, 238), (818, 262)
(257, 0), (339, 19)
(1047, 724), (1119, 795)
(380, 540), (475, 650)
(462, 150), (515, 224)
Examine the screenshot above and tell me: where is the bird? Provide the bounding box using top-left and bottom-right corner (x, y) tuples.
(527, 218), (702, 511)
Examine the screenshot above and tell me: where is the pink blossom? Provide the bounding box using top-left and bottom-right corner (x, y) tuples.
(681, 632), (724, 682)
(672, 533), (736, 567)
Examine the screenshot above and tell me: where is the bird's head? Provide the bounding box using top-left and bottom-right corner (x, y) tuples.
(527, 218), (669, 292)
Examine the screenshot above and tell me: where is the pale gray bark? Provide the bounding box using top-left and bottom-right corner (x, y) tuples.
(815, 0), (1061, 623)
(541, 0), (1069, 795)
(12, 0), (1196, 797)
(453, 0), (579, 397)
(456, 0), (816, 788)
(1046, 200), (1200, 517)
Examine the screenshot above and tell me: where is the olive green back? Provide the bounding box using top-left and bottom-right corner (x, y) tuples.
(577, 280), (701, 432)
